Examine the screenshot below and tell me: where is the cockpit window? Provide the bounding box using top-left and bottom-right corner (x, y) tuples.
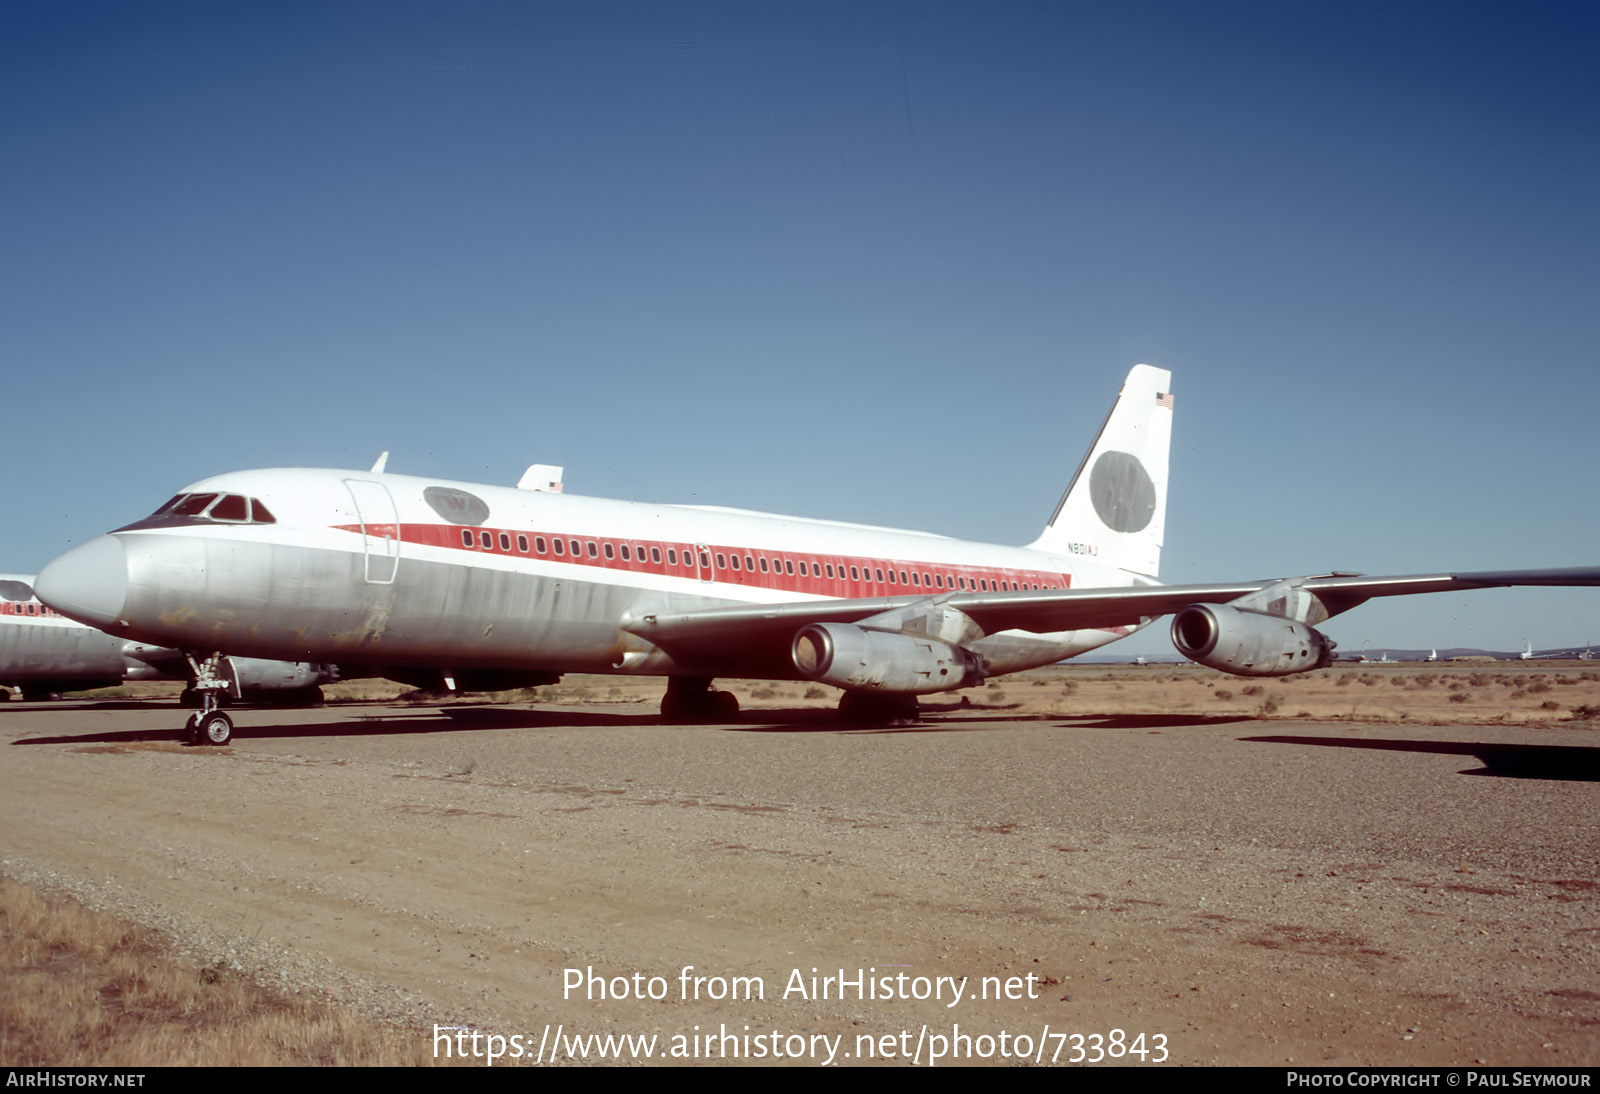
(131, 492), (279, 528)
(209, 494), (249, 522)
(171, 493), (219, 516)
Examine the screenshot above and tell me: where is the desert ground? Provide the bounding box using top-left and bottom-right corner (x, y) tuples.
(2, 662), (1597, 1067)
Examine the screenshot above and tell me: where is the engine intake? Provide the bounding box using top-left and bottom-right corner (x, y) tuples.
(792, 623), (982, 694)
(1171, 603), (1335, 677)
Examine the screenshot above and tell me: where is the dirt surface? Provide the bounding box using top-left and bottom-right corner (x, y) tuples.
(2, 669), (1597, 1067)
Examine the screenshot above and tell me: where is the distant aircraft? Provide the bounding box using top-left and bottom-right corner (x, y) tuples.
(1520, 640), (1535, 660)
(1, 574), (336, 704)
(1426, 648), (1439, 662)
(34, 365), (1600, 745)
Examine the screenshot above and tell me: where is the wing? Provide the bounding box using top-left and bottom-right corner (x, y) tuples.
(622, 567), (1600, 673)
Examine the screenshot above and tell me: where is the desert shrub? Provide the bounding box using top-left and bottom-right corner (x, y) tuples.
(1528, 682), (1550, 694)
(804, 686), (828, 700)
(1510, 690), (1527, 700)
(1567, 703), (1600, 719)
(1335, 675), (1353, 687)
(749, 686), (777, 699)
(1241, 685), (1264, 697)
(1541, 700), (1561, 710)
(1448, 693), (1471, 704)
(1214, 689), (1233, 700)
(1260, 700), (1278, 714)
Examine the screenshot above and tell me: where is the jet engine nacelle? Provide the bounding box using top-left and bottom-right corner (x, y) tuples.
(1170, 604), (1335, 677)
(231, 658), (333, 691)
(792, 623), (983, 694)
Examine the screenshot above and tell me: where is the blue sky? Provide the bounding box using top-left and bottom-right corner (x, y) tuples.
(3, 1), (1596, 653)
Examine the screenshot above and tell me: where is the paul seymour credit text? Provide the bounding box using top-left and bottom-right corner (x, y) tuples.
(431, 965), (1172, 1065)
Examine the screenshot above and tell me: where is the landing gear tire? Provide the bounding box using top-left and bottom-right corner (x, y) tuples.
(195, 710), (233, 746)
(838, 691), (920, 726)
(660, 678), (741, 723)
(20, 687), (60, 703)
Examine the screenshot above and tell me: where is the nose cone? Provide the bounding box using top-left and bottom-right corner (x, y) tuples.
(36, 535), (129, 629)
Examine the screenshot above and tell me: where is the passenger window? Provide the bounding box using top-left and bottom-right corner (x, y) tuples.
(569, 540), (580, 556)
(716, 553), (726, 569)
(498, 533), (510, 551)
(620, 544), (630, 561)
(651, 546), (661, 564)
(731, 555), (741, 570)
(535, 536), (547, 553)
(462, 529), (473, 547)
(784, 560), (794, 575)
(518, 535), (529, 553)
(744, 555), (754, 571)
(849, 566), (859, 581)
(668, 548), (678, 566)
(587, 542), (598, 558)
(480, 532), (493, 549)
(759, 558), (769, 573)
(825, 563), (834, 578)
(699, 552), (710, 568)
(604, 543), (615, 560)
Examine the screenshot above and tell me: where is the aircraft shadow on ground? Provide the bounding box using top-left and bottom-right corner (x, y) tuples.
(730, 709), (1250, 734)
(12, 703), (1265, 744)
(1242, 735), (1600, 782)
(9, 705), (665, 746)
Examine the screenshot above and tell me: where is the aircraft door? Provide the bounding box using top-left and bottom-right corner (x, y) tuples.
(344, 480), (401, 584)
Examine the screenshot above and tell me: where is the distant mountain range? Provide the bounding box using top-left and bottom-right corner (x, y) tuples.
(1081, 647), (1596, 665)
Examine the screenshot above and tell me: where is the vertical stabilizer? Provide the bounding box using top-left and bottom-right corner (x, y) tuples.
(1028, 364), (1173, 578)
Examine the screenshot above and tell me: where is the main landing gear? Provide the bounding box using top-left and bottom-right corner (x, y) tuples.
(182, 653), (236, 746)
(838, 691), (921, 726)
(660, 677), (741, 723)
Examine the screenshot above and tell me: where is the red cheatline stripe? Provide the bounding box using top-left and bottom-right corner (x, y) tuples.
(332, 522), (1073, 599)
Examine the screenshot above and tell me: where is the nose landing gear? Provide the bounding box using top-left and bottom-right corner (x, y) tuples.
(183, 653), (238, 746)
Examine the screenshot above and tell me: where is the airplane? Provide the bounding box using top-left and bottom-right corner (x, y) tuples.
(1, 573), (337, 704)
(32, 364), (1600, 746)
